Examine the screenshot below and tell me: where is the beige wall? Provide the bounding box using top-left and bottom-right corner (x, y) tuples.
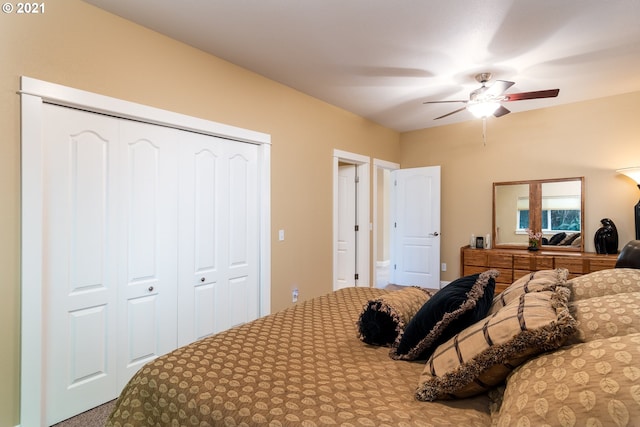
(0, 1), (399, 424)
(400, 91), (640, 282)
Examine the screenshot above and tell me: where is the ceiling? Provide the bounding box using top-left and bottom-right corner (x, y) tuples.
(84, 0), (640, 132)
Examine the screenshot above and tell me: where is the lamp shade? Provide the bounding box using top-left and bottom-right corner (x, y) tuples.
(467, 101), (500, 118)
(617, 167), (640, 185)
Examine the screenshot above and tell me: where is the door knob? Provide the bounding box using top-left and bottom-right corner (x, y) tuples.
(200, 277), (205, 282)
(432, 232), (440, 236)
(148, 286), (154, 292)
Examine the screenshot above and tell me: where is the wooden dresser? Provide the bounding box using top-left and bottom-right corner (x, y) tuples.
(460, 246), (618, 293)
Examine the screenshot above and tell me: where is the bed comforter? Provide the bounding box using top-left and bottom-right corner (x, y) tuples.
(106, 287), (491, 427)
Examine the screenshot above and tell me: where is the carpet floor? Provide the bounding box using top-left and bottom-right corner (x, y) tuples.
(52, 399), (115, 427)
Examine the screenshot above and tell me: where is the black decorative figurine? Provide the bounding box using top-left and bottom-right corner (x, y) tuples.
(594, 218), (619, 254)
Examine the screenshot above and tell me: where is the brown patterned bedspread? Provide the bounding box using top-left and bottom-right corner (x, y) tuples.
(107, 287), (491, 427)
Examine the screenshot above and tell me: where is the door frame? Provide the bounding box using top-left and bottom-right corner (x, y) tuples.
(372, 159), (400, 288)
(332, 149), (370, 289)
(20, 76), (271, 426)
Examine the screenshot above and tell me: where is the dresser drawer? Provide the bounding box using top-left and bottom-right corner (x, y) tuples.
(464, 250), (487, 267)
(554, 257), (585, 274)
(513, 254), (554, 271)
(494, 268), (513, 284)
(589, 258), (617, 272)
(536, 256), (555, 269)
(463, 265), (489, 276)
(488, 253), (512, 268)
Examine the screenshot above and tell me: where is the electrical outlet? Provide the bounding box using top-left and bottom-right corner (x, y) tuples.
(441, 263), (447, 272)
(292, 288), (299, 303)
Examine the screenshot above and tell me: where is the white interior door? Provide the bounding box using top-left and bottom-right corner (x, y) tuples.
(42, 105), (119, 425)
(391, 166), (441, 288)
(116, 120), (179, 389)
(336, 164), (357, 289)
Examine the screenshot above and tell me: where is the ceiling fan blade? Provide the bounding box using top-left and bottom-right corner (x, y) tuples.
(434, 106), (467, 120)
(493, 105), (511, 117)
(423, 100), (467, 104)
(484, 80), (515, 97)
(504, 89), (560, 101)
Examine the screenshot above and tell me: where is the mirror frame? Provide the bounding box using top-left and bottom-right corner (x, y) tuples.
(492, 177), (585, 252)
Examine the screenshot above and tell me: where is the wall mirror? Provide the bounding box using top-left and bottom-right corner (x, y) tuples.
(493, 177), (584, 251)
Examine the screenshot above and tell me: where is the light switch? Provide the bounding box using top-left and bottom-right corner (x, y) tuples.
(278, 229), (285, 241)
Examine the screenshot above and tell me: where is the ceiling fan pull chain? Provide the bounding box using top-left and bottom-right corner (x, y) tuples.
(482, 117), (487, 146)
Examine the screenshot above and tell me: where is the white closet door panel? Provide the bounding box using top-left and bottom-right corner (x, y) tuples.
(194, 149), (218, 272)
(117, 120), (179, 389)
(42, 105), (118, 425)
(194, 283), (216, 339)
(228, 276), (252, 328)
(178, 136), (259, 343)
(177, 132), (226, 345)
(224, 142), (260, 328)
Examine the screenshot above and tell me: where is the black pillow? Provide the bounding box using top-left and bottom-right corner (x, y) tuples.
(356, 286), (432, 346)
(389, 270), (498, 361)
(548, 232), (567, 245)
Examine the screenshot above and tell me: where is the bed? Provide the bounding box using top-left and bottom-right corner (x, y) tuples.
(107, 266), (640, 427)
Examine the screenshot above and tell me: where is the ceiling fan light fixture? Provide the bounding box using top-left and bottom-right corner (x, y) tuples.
(617, 167), (640, 185)
(468, 101), (500, 118)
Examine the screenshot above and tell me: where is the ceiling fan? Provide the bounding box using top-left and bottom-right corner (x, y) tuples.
(424, 73), (560, 120)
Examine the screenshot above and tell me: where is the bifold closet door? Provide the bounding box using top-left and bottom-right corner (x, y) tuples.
(115, 119), (179, 389)
(41, 103), (261, 424)
(42, 105), (120, 425)
(42, 105), (180, 424)
(177, 131), (260, 346)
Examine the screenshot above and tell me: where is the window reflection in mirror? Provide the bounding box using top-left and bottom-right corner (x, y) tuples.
(493, 177), (584, 251)
(540, 181), (582, 237)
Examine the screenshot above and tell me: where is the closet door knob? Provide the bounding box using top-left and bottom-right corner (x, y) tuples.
(148, 286), (154, 292)
(200, 277), (205, 282)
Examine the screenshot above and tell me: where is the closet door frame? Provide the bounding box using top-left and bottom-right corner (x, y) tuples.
(20, 76), (271, 427)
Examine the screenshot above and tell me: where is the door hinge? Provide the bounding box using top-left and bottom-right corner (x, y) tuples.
(355, 225), (359, 231)
(355, 175), (360, 183)
(354, 273), (359, 280)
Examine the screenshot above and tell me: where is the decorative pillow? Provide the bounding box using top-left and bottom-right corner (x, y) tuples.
(415, 286), (577, 401)
(356, 286), (433, 346)
(560, 232), (580, 246)
(566, 268), (640, 301)
(548, 232), (567, 245)
(566, 291), (640, 345)
(488, 268), (568, 315)
(493, 333), (640, 427)
(389, 270), (498, 361)
(570, 235), (582, 247)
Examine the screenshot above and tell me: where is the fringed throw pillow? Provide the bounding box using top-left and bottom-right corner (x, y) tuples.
(356, 286), (433, 346)
(488, 268), (568, 315)
(415, 286), (577, 401)
(390, 270), (498, 361)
